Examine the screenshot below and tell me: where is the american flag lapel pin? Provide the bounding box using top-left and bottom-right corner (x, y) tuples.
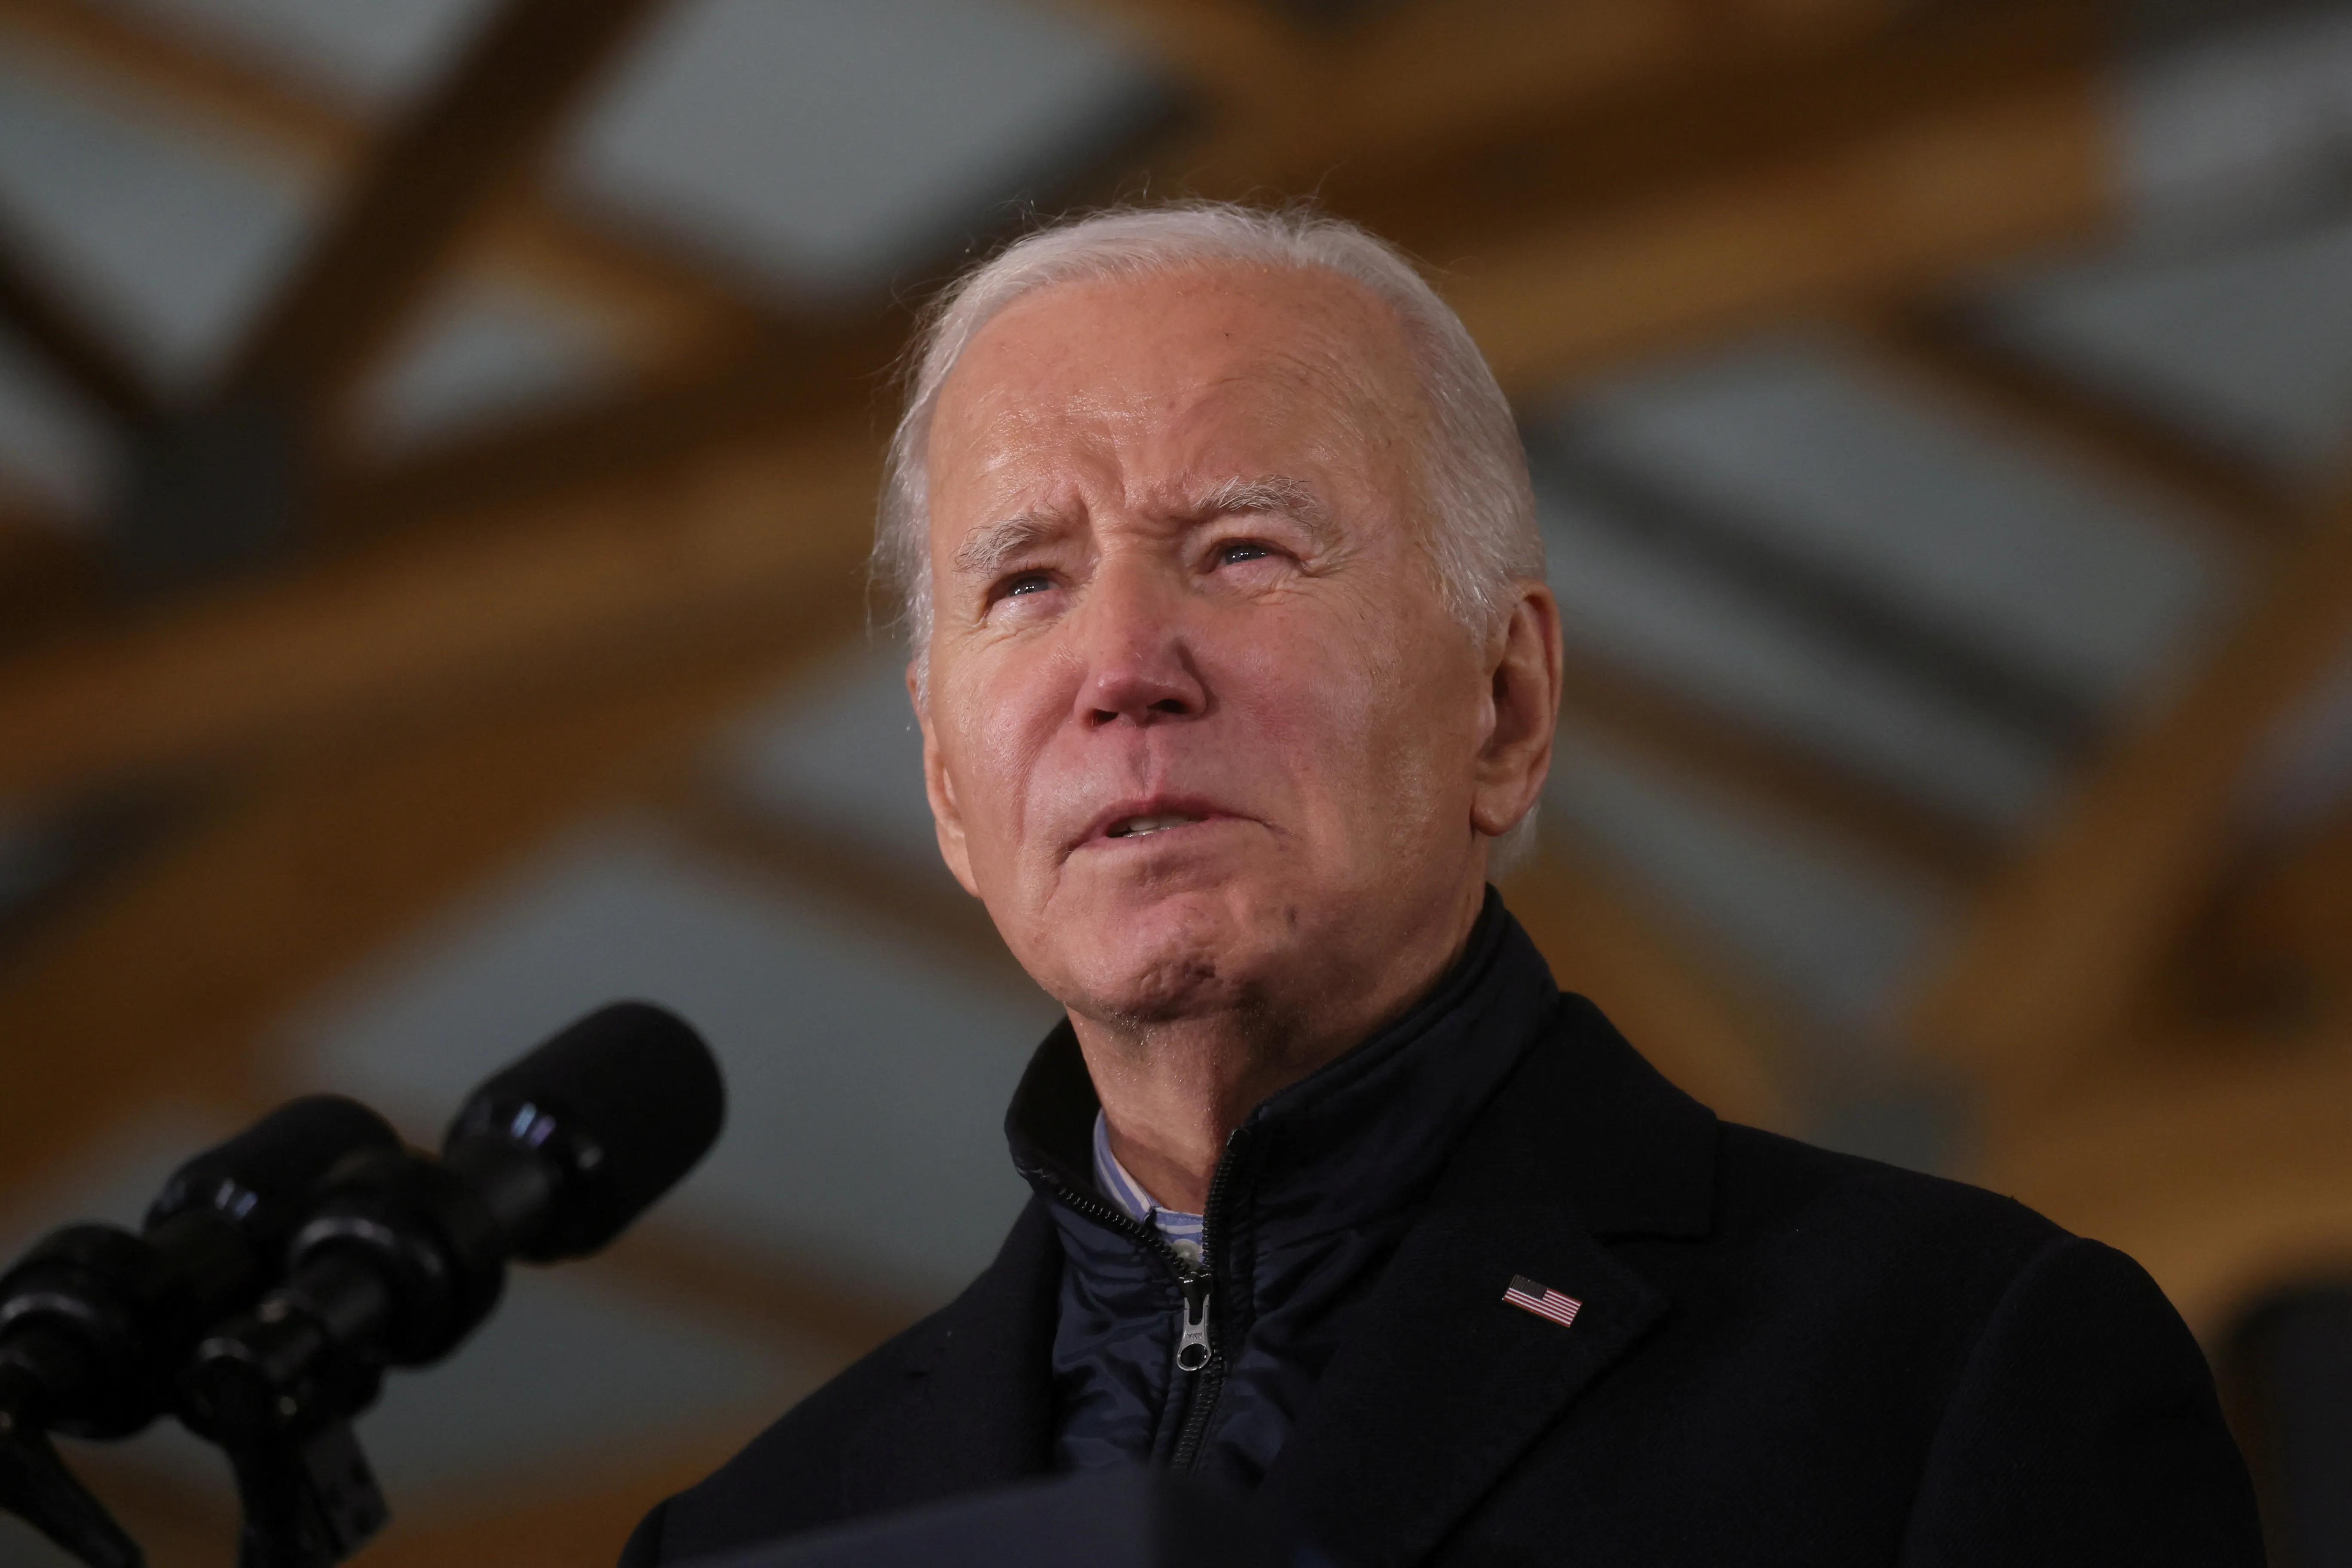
(1502, 1274), (1582, 1329)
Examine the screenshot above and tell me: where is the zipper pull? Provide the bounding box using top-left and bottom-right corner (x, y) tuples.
(1175, 1274), (1213, 1373)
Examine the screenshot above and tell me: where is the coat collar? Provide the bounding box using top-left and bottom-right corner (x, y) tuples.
(1263, 994), (1718, 1567)
(1001, 887), (1539, 1243)
(840, 935), (1719, 1559)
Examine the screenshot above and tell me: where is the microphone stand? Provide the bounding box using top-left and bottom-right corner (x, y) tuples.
(0, 1003), (716, 1566)
(177, 1162), (466, 1568)
(0, 1354), (141, 1568)
(181, 1132), (563, 1565)
(182, 1001), (720, 1566)
(219, 1416), (387, 1568)
(0, 1097), (400, 1568)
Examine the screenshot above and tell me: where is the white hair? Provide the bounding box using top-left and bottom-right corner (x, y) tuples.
(877, 201), (1546, 864)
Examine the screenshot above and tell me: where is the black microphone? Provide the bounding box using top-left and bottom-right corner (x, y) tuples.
(0, 1096), (401, 1568)
(177, 1002), (723, 1567)
(442, 996), (729, 1263)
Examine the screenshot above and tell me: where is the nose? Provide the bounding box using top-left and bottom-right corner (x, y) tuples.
(1072, 557), (1207, 728)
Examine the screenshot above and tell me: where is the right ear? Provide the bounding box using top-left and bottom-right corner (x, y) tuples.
(911, 661), (980, 897)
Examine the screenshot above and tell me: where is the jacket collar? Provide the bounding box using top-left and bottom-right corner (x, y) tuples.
(842, 906), (1720, 1557)
(1004, 888), (1550, 1253)
(1264, 994), (1718, 1567)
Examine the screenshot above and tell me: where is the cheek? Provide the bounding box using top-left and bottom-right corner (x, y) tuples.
(936, 648), (1074, 851)
(1226, 608), (1473, 828)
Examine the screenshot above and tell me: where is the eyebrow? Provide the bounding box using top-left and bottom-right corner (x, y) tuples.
(949, 474), (1334, 578)
(1194, 475), (1333, 542)
(953, 514), (1066, 577)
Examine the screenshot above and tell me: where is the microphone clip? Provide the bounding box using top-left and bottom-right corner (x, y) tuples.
(220, 1416), (387, 1568)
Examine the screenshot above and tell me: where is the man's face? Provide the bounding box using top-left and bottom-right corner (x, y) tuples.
(916, 263), (1529, 1035)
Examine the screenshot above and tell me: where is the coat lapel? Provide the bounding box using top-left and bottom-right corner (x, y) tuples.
(1267, 1196), (1667, 1568)
(1265, 997), (1718, 1568)
(841, 1198), (1063, 1516)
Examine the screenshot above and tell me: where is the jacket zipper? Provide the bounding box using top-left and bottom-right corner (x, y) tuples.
(1166, 1130), (1243, 1473)
(1041, 1126), (1246, 1474)
(1173, 1273), (1213, 1371)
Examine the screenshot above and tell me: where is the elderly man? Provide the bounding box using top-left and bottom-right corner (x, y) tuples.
(623, 206), (2260, 1566)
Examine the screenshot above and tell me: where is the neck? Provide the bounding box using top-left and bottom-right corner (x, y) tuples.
(1073, 885), (1485, 1213)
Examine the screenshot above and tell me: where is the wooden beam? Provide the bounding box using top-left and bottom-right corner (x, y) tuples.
(1452, 76), (2107, 395)
(0, 0), (348, 154)
(0, 424), (876, 806)
(0, 787), (196, 960)
(1908, 489), (2352, 1115)
(1981, 1033), (2352, 1339)
(1306, 0), (1902, 181)
(1556, 655), (2000, 887)
(0, 208), (159, 431)
(2175, 800), (2352, 1036)
(1501, 841), (1798, 1132)
(220, 0), (674, 408)
(1544, 445), (2102, 751)
(1066, 2), (2114, 407)
(1096, 0), (1910, 201)
(0, 0), (2129, 870)
(1851, 307), (2299, 548)
(3, 0), (2111, 467)
(0, 518), (100, 655)
(1425, 1), (2110, 395)
(315, 318), (911, 546)
(1339, 0), (2099, 260)
(0, 0), (2101, 887)
(0, 0), (749, 363)
(323, 0), (2116, 548)
(1057, 0), (1305, 104)
(2247, 807), (2352, 1008)
(0, 580), (863, 1201)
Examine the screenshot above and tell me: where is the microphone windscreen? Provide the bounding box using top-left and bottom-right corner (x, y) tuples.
(447, 1001), (725, 1258)
(146, 1095), (401, 1245)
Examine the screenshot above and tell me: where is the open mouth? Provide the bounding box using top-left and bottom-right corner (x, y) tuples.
(1104, 812), (1204, 839)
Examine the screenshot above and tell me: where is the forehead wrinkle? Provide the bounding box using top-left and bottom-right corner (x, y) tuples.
(1158, 345), (1425, 526)
(932, 272), (1426, 570)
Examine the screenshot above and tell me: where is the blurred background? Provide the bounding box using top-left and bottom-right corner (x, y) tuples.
(1, 0), (2350, 1561)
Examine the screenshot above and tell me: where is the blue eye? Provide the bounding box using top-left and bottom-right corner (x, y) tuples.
(1003, 572), (1051, 598)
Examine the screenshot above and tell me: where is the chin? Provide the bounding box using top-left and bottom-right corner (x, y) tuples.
(1050, 882), (1283, 1026)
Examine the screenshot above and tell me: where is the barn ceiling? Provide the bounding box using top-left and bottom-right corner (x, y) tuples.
(5, 0), (2352, 1561)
